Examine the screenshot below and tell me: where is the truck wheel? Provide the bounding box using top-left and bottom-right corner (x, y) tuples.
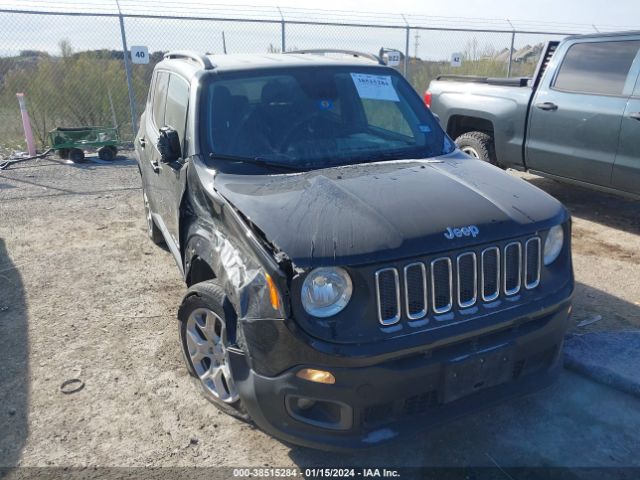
(98, 146), (116, 161)
(178, 280), (250, 421)
(455, 132), (499, 167)
(143, 190), (165, 246)
(68, 148), (85, 163)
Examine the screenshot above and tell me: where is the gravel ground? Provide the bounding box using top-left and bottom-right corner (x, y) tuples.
(0, 154), (639, 471)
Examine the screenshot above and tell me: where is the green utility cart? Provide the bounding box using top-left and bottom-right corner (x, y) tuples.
(48, 126), (120, 163)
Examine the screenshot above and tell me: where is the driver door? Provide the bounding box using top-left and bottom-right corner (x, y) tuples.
(156, 74), (190, 249)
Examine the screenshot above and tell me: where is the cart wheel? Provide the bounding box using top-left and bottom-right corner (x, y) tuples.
(69, 148), (85, 163)
(56, 149), (70, 160)
(98, 146), (115, 161)
(108, 145), (118, 158)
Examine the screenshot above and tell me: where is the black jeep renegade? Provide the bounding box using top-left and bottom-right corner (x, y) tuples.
(135, 50), (573, 450)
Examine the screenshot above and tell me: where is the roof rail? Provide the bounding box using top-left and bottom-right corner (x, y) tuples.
(163, 51), (215, 70)
(285, 49), (383, 65)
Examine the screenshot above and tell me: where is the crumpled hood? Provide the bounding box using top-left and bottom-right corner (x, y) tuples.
(213, 152), (567, 267)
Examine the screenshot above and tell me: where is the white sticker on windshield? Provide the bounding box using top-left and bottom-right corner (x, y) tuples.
(350, 73), (399, 102)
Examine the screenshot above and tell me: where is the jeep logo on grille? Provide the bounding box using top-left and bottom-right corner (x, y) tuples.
(444, 225), (480, 239)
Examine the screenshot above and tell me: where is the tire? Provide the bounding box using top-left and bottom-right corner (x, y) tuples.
(68, 148), (85, 163)
(56, 149), (69, 160)
(98, 146), (115, 161)
(142, 189), (165, 246)
(455, 131), (499, 167)
(178, 280), (250, 421)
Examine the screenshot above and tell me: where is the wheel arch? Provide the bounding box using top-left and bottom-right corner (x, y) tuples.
(447, 114), (495, 140)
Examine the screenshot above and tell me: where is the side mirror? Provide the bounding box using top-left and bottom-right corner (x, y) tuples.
(157, 126), (181, 163)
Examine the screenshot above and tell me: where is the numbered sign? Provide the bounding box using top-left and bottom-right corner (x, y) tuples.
(386, 50), (401, 67)
(450, 52), (462, 68)
(131, 46), (149, 64)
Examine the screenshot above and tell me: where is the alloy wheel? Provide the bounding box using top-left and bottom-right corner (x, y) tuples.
(185, 308), (239, 403)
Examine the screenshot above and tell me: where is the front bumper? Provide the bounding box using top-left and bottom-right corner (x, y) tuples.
(229, 295), (571, 450)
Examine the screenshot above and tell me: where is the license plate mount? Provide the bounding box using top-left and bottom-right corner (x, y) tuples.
(443, 346), (515, 403)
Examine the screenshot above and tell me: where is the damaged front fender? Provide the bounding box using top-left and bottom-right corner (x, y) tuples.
(182, 156), (289, 354)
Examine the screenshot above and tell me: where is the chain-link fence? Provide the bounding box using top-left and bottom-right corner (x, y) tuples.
(0, 2), (615, 152)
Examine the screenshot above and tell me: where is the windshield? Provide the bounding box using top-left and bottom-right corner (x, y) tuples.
(200, 66), (455, 171)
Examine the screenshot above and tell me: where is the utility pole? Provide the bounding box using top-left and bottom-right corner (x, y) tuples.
(413, 31), (421, 60)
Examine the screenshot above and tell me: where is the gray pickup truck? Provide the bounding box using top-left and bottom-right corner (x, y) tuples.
(426, 31), (640, 198)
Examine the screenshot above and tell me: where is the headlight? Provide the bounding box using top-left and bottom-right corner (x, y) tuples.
(301, 267), (353, 318)
(543, 225), (564, 265)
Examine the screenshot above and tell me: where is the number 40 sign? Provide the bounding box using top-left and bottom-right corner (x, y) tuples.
(130, 46), (149, 64)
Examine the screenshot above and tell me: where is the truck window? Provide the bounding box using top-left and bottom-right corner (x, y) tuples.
(165, 74), (190, 151)
(553, 40), (640, 96)
(152, 71), (169, 128)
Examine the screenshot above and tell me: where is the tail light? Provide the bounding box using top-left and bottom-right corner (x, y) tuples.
(424, 90), (432, 108)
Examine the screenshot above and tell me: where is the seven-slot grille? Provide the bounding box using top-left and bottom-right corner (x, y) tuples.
(375, 237), (542, 325)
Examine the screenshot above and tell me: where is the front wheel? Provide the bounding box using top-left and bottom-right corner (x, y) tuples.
(178, 280), (250, 421)
(455, 131), (499, 167)
(98, 146), (116, 161)
(68, 148), (85, 163)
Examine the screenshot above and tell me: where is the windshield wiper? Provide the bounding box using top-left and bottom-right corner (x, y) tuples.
(208, 153), (303, 172)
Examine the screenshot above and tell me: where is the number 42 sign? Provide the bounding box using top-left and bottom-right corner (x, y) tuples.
(130, 46), (149, 64)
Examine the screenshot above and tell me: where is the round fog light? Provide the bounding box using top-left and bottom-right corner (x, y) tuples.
(296, 368), (336, 384)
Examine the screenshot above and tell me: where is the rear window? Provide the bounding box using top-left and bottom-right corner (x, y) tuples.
(553, 40), (640, 96)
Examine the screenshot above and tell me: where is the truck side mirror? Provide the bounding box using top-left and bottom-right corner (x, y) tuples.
(157, 127), (181, 163)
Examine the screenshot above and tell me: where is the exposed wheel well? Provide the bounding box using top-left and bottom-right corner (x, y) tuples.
(186, 256), (216, 287)
(447, 115), (494, 140)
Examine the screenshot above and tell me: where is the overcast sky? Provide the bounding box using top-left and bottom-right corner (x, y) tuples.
(1, 0), (638, 58)
(246, 0), (639, 30)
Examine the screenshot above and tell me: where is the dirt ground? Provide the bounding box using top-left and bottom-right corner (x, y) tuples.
(1, 153), (639, 472)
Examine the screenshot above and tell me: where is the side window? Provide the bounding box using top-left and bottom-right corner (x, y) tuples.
(553, 40), (640, 96)
(152, 71), (169, 128)
(165, 75), (190, 151)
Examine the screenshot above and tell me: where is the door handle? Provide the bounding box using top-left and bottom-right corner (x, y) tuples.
(138, 136), (146, 148)
(535, 102), (558, 111)
(629, 112), (640, 121)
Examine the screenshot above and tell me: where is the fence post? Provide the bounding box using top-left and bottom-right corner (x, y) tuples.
(507, 31), (515, 77)
(116, 0), (138, 137)
(278, 7), (286, 53)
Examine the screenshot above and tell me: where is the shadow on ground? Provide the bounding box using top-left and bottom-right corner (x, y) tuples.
(524, 175), (640, 235)
(572, 281), (640, 331)
(0, 239), (28, 467)
(286, 283), (640, 469)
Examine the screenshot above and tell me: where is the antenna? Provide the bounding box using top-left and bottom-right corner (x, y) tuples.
(222, 31), (227, 54)
(413, 31), (421, 59)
